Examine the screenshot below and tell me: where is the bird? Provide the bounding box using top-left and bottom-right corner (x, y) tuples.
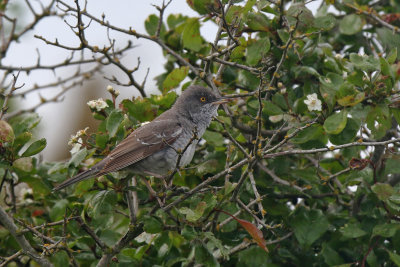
(53, 85), (229, 191)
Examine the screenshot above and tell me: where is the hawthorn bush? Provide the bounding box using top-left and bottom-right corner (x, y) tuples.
(1, 0), (400, 266)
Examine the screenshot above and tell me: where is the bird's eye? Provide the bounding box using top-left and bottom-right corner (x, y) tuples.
(200, 96), (206, 102)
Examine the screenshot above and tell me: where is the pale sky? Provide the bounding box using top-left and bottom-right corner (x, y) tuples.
(3, 0), (321, 160)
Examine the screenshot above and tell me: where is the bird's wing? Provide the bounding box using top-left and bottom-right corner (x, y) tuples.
(98, 119), (182, 174)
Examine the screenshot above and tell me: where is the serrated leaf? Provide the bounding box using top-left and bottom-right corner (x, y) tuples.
(323, 110), (347, 134)
(106, 110), (123, 138)
(246, 37), (270, 66)
(145, 14), (166, 37)
(68, 148), (87, 167)
(182, 18), (202, 51)
(22, 138), (46, 157)
(122, 99), (156, 122)
(163, 66), (189, 93)
(339, 223), (367, 238)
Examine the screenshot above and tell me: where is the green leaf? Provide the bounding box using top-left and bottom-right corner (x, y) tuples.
(122, 99), (156, 122)
(314, 14), (336, 30)
(286, 3), (314, 31)
(163, 66), (189, 92)
(290, 125), (324, 144)
(373, 223), (400, 238)
(21, 138), (46, 157)
(377, 28), (400, 60)
(10, 113), (40, 136)
(143, 216), (163, 233)
(167, 14), (187, 29)
(246, 12), (270, 32)
(149, 91), (177, 109)
(202, 130), (224, 146)
(329, 118), (360, 145)
(322, 243), (344, 266)
(13, 132), (32, 153)
(262, 101), (283, 116)
(226, 5), (243, 24)
(337, 93), (364, 107)
(182, 18), (202, 51)
(238, 247), (269, 267)
(195, 243), (219, 267)
(68, 148), (87, 167)
(387, 47), (398, 64)
(389, 251), (400, 267)
(186, 0), (219, 15)
(290, 208), (329, 247)
(246, 38), (270, 66)
(366, 105), (391, 139)
(90, 190), (117, 218)
(339, 14), (363, 35)
(179, 201), (207, 222)
(339, 223), (367, 238)
(145, 14), (166, 37)
(106, 109), (123, 138)
(50, 199), (69, 221)
(372, 183), (394, 201)
(350, 53), (380, 72)
(380, 57), (395, 81)
(323, 110), (347, 134)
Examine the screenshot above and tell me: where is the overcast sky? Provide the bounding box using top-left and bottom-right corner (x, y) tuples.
(4, 0), (320, 160)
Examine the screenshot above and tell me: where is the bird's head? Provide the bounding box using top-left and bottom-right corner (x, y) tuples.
(174, 85), (228, 123)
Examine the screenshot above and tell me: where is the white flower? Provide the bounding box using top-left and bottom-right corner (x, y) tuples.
(107, 85), (120, 96)
(70, 138), (82, 154)
(304, 93), (322, 112)
(87, 98), (108, 111)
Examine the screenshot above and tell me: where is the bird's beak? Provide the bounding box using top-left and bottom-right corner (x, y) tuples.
(212, 97), (232, 105)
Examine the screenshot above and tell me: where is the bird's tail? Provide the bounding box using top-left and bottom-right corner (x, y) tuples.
(53, 161), (105, 191)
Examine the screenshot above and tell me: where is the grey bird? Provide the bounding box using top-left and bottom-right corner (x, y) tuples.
(54, 85), (228, 191)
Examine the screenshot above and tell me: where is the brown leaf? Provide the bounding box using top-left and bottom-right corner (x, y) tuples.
(349, 158), (370, 170)
(215, 209), (268, 253)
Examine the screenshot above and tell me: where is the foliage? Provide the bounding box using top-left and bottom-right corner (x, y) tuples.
(1, 0), (400, 266)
